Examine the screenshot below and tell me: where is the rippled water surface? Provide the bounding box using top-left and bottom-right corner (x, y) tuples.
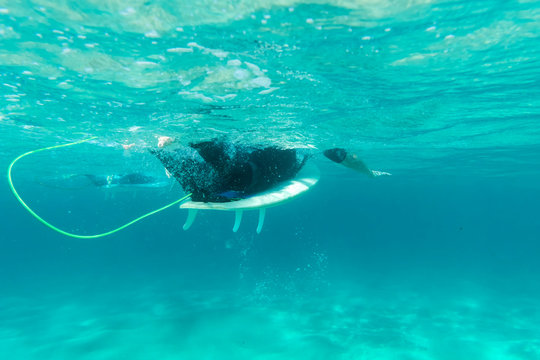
(2, 0), (539, 173)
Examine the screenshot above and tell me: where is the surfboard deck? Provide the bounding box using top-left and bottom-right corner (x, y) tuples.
(179, 163), (320, 233)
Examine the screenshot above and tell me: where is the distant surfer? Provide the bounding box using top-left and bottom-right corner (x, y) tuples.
(150, 138), (389, 203)
(84, 173), (169, 188)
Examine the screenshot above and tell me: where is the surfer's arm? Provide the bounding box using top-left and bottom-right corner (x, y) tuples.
(323, 148), (391, 177)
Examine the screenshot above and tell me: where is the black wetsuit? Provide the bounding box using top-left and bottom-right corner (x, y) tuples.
(151, 140), (309, 202)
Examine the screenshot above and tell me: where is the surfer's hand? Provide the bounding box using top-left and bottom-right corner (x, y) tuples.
(158, 136), (174, 148)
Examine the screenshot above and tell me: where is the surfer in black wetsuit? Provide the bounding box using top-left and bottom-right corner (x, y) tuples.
(150, 139), (389, 203)
(150, 139), (309, 202)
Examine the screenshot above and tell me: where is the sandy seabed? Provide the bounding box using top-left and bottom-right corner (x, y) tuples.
(1, 280), (539, 360)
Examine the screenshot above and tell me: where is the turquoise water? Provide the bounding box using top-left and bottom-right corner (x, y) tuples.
(2, 0), (540, 358)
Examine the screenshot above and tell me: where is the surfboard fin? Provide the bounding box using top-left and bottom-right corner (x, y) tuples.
(233, 210), (243, 232)
(183, 209), (198, 230)
(182, 208), (266, 233)
(256, 208), (266, 234)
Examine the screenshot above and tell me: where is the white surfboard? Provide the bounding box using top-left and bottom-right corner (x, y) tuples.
(180, 163), (320, 233)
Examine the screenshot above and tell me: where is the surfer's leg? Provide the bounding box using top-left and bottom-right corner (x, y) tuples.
(323, 148), (390, 177)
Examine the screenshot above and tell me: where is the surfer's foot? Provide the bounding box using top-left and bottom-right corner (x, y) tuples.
(371, 170), (392, 177)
